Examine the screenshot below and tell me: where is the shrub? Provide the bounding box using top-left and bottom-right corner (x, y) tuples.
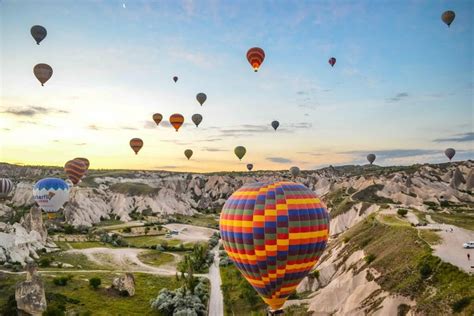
(89, 277), (101, 289)
(451, 297), (472, 313)
(53, 276), (70, 286)
(39, 257), (52, 267)
(397, 209), (408, 217)
(310, 270), (320, 279)
(365, 254), (376, 264)
(419, 263), (432, 279)
(123, 227), (132, 233)
(397, 304), (410, 316)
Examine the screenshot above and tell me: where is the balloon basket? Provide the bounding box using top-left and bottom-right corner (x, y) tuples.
(267, 308), (284, 315)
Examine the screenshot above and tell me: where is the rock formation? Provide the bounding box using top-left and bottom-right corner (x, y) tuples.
(15, 262), (47, 316)
(111, 273), (136, 296)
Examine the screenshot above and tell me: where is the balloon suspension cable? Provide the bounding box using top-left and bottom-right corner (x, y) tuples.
(267, 308), (284, 315)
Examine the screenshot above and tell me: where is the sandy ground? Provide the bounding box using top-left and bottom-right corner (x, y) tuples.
(208, 244), (224, 316)
(163, 223), (217, 242)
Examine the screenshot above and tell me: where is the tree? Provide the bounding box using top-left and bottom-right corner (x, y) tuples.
(397, 209), (408, 217)
(89, 277), (101, 289)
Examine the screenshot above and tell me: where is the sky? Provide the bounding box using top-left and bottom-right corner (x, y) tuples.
(0, 0), (473, 172)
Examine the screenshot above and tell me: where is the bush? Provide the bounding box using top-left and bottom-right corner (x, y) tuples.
(123, 227), (132, 233)
(365, 254), (376, 264)
(397, 209), (408, 217)
(89, 277), (101, 289)
(397, 303), (410, 316)
(451, 297), (472, 313)
(39, 257), (52, 267)
(310, 269), (320, 279)
(53, 276), (71, 286)
(419, 263), (432, 279)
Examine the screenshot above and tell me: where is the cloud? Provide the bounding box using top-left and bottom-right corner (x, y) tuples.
(144, 121), (157, 129)
(1, 106), (68, 117)
(433, 132), (474, 143)
(386, 92), (409, 102)
(266, 157), (293, 163)
(2, 128), (10, 131)
(120, 126), (138, 131)
(202, 147), (225, 152)
(75, 143), (87, 146)
(88, 124), (101, 130)
(161, 139), (192, 145)
(341, 149), (438, 159)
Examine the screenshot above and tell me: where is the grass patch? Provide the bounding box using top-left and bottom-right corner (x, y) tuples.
(38, 252), (107, 270)
(220, 264), (267, 316)
(109, 183), (159, 196)
(378, 214), (410, 227)
(94, 219), (124, 227)
(343, 216), (474, 315)
(419, 230), (442, 245)
(430, 212), (474, 231)
(137, 251), (175, 267)
(124, 235), (184, 248)
(68, 241), (113, 249)
(324, 189), (355, 219)
(174, 214), (219, 229)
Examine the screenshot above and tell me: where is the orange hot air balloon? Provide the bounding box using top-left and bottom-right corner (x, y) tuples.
(153, 113), (163, 126)
(246, 47), (265, 72)
(169, 114), (184, 132)
(130, 138), (143, 155)
(64, 159), (87, 185)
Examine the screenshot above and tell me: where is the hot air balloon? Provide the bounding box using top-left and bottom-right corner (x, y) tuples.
(220, 181), (329, 312)
(441, 10), (455, 27)
(445, 148), (455, 161)
(246, 47), (265, 72)
(196, 93), (207, 106)
(234, 146), (246, 160)
(74, 158), (90, 171)
(30, 25), (47, 45)
(153, 113), (163, 126)
(33, 63), (53, 86)
(192, 114), (203, 127)
(184, 149), (193, 160)
(169, 114), (184, 131)
(130, 138), (143, 154)
(33, 178), (70, 216)
(271, 121), (279, 131)
(246, 164), (253, 171)
(173, 76), (178, 83)
(0, 178), (14, 198)
(64, 159), (87, 185)
(367, 154), (376, 165)
(328, 57), (336, 67)
(290, 166), (300, 177)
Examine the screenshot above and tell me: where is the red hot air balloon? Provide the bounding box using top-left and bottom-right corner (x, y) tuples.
(247, 47), (265, 72)
(220, 181), (330, 312)
(130, 138), (143, 154)
(328, 57), (336, 67)
(169, 114), (184, 131)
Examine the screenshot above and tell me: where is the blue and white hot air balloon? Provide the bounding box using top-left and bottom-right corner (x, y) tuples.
(33, 178), (70, 215)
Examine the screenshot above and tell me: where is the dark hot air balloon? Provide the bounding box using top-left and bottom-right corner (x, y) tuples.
(184, 149), (193, 160)
(192, 114), (203, 127)
(169, 114), (184, 131)
(196, 93), (207, 106)
(445, 148), (455, 161)
(173, 76), (178, 83)
(328, 57), (336, 67)
(130, 138), (143, 154)
(246, 164), (253, 171)
(30, 25), (47, 45)
(234, 146), (246, 160)
(271, 120), (279, 131)
(33, 63), (53, 86)
(247, 47), (265, 72)
(220, 181), (329, 312)
(290, 166), (300, 177)
(441, 10), (455, 27)
(367, 154), (376, 165)
(153, 113), (163, 126)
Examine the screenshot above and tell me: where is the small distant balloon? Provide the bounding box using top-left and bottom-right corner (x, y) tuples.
(30, 25), (47, 45)
(196, 93), (207, 106)
(173, 76), (178, 83)
(153, 113), (163, 126)
(0, 178), (14, 198)
(246, 47), (265, 72)
(184, 149), (193, 160)
(192, 114), (203, 127)
(445, 148), (455, 161)
(271, 120), (279, 131)
(441, 10), (455, 27)
(328, 57), (336, 67)
(247, 164), (253, 171)
(234, 146), (246, 161)
(367, 154), (376, 165)
(170, 114), (184, 131)
(130, 138), (143, 155)
(33, 63), (53, 86)
(290, 166), (300, 177)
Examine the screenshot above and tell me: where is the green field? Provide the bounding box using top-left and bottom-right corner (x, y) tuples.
(123, 235), (183, 248)
(68, 241), (114, 249)
(137, 251), (175, 267)
(174, 214), (219, 229)
(0, 272), (179, 315)
(38, 252), (107, 270)
(430, 212), (474, 231)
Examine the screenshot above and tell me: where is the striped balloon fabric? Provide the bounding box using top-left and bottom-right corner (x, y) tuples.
(64, 159), (87, 185)
(0, 178), (14, 198)
(169, 113), (184, 131)
(246, 47), (265, 72)
(220, 181), (330, 312)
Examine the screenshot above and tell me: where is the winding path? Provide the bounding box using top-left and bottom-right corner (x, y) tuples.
(208, 244), (224, 316)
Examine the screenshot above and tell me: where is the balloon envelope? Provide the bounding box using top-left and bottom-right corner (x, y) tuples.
(130, 138), (143, 154)
(247, 164), (253, 171)
(247, 47), (265, 72)
(33, 63), (53, 86)
(169, 114), (184, 131)
(153, 113), (163, 126)
(173, 76), (178, 83)
(234, 146), (246, 160)
(445, 148), (455, 160)
(196, 93), (207, 106)
(367, 154), (376, 165)
(328, 57), (336, 67)
(220, 181), (329, 311)
(31, 25), (47, 45)
(74, 157), (90, 170)
(441, 10), (455, 27)
(271, 120), (279, 131)
(33, 178), (70, 213)
(184, 149), (193, 160)
(192, 114), (203, 127)
(64, 160), (87, 185)
(290, 166), (300, 177)
(0, 178), (14, 198)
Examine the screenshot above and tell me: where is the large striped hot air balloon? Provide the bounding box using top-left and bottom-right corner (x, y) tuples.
(64, 159), (87, 185)
(220, 181), (330, 312)
(130, 138), (143, 154)
(0, 178), (14, 198)
(169, 114), (184, 131)
(247, 47), (265, 72)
